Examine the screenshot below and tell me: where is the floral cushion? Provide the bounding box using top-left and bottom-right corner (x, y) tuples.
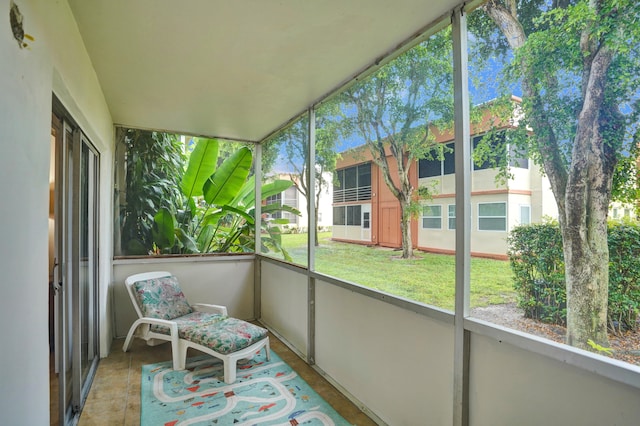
(180, 317), (268, 355)
(132, 275), (193, 320)
(149, 311), (223, 335)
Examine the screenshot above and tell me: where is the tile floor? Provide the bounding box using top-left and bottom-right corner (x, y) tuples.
(77, 332), (377, 425)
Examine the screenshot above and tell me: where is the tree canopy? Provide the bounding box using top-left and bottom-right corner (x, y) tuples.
(471, 0), (640, 348)
(342, 29), (454, 258)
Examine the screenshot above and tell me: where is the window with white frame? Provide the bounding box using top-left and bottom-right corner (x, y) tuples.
(333, 163), (372, 202)
(448, 204), (456, 230)
(520, 205), (531, 225)
(266, 186), (299, 224)
(363, 211), (370, 229)
(346, 205), (362, 226)
(333, 206), (345, 225)
(422, 205), (442, 229)
(478, 202), (506, 231)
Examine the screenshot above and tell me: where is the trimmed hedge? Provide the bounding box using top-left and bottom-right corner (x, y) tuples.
(508, 221), (640, 333)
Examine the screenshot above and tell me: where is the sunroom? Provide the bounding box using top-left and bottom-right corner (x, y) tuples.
(2, 0), (640, 425)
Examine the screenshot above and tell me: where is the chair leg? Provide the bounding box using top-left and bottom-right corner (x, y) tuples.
(265, 338), (271, 361)
(223, 359), (236, 384)
(173, 340), (187, 370)
(122, 321), (140, 352)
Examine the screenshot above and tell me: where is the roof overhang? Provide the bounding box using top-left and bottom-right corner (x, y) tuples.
(68, 0), (461, 142)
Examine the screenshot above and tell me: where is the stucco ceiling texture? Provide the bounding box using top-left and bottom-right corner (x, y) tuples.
(68, 0), (458, 142)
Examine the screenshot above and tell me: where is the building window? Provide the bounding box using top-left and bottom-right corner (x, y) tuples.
(418, 156), (441, 177)
(333, 206), (346, 225)
(473, 134), (505, 171)
(418, 142), (455, 178)
(478, 202), (507, 231)
(363, 211), (370, 229)
(473, 132), (529, 171)
(334, 163), (372, 202)
(422, 205), (442, 229)
(509, 144), (529, 169)
(347, 205), (362, 226)
(520, 205), (531, 225)
(266, 193), (282, 219)
(333, 205), (363, 226)
(443, 143), (455, 175)
(448, 204), (456, 230)
(266, 187), (298, 224)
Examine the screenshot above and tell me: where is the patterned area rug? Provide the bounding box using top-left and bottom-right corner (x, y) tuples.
(141, 351), (351, 425)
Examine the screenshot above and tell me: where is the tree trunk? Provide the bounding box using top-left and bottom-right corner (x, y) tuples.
(562, 40), (615, 348)
(562, 202), (610, 348)
(314, 189), (320, 247)
(400, 198), (413, 259)
(484, 0), (615, 349)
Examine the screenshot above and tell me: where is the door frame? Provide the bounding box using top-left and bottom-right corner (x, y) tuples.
(51, 97), (100, 425)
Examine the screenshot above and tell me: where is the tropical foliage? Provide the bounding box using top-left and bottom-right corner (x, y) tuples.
(116, 129), (185, 256)
(116, 132), (299, 258)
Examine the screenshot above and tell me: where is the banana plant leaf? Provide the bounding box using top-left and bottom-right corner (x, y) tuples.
(181, 138), (219, 198)
(262, 203), (301, 217)
(219, 204), (255, 225)
(260, 225), (293, 262)
(203, 147), (252, 206)
(232, 175), (255, 208)
(268, 218), (292, 225)
(152, 208), (176, 249)
(262, 180), (295, 200)
(196, 224), (215, 253)
(241, 178), (293, 208)
(175, 228), (199, 253)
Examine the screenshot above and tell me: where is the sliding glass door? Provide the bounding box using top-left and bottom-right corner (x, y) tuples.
(52, 108), (100, 425)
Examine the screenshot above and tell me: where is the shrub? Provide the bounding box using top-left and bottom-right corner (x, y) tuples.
(508, 222), (566, 324)
(607, 222), (640, 333)
(508, 220), (640, 333)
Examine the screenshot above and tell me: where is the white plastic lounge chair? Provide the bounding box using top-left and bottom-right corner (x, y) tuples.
(122, 271), (270, 384)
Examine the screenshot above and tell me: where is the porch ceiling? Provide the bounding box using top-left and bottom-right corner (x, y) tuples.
(68, 0), (459, 142)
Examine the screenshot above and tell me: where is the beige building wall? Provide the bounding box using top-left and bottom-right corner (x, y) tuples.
(418, 193), (511, 257)
(471, 168), (501, 192)
(471, 193), (510, 255)
(507, 193), (533, 227)
(417, 197), (457, 252)
(529, 164), (559, 220)
(416, 157), (559, 257)
(509, 166), (532, 191)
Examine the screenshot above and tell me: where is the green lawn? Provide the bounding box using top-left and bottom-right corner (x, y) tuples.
(278, 232), (515, 311)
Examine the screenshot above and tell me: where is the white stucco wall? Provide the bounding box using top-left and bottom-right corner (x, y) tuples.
(112, 258), (256, 338)
(0, 0), (112, 423)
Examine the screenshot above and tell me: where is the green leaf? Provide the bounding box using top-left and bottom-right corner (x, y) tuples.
(220, 204), (255, 225)
(262, 203), (300, 217)
(181, 138), (219, 198)
(236, 175), (256, 207)
(260, 180), (294, 201)
(196, 224), (215, 252)
(175, 228), (199, 253)
(269, 218), (291, 225)
(152, 208), (176, 249)
(203, 147), (253, 206)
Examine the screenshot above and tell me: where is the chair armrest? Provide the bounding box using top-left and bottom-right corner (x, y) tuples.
(136, 317), (179, 335)
(191, 303), (228, 316)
